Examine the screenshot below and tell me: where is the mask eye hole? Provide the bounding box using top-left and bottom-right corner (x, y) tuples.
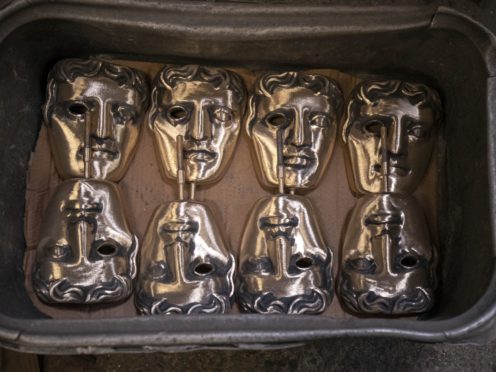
(194, 263), (214, 276)
(364, 120), (383, 136)
(400, 255), (418, 269)
(96, 244), (118, 257)
(167, 106), (188, 123)
(295, 257), (313, 270)
(266, 112), (290, 128)
(67, 102), (88, 117)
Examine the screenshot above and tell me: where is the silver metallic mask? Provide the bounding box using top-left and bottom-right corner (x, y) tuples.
(338, 194), (436, 315)
(342, 80), (442, 194)
(136, 200), (235, 315)
(148, 65), (246, 185)
(43, 58), (149, 181)
(33, 179), (138, 304)
(246, 71), (343, 191)
(238, 195), (333, 314)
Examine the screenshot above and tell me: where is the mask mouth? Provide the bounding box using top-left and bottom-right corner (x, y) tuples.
(339, 276), (433, 315)
(238, 286), (330, 315)
(283, 148), (316, 170)
(136, 290), (231, 315)
(183, 142), (218, 163)
(77, 141), (119, 161)
(33, 274), (133, 304)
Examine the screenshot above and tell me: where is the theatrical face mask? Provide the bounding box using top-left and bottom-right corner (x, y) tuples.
(33, 179), (138, 304)
(44, 59), (148, 181)
(238, 195), (332, 314)
(343, 80), (441, 194)
(149, 65), (246, 184)
(136, 201), (235, 315)
(339, 194), (436, 315)
(247, 72), (343, 191)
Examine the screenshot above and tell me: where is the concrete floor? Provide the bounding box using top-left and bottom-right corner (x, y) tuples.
(38, 337), (496, 371)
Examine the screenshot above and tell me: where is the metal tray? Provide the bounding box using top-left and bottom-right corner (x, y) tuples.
(0, 0), (495, 353)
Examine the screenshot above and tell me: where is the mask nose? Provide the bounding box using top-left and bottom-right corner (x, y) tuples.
(165, 241), (188, 285)
(186, 104), (211, 141)
(268, 236), (292, 279)
(288, 110), (311, 147)
(385, 119), (408, 156)
(90, 101), (113, 140)
(371, 232), (396, 278)
(67, 218), (95, 267)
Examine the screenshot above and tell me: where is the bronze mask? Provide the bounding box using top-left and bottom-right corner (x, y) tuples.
(342, 80), (442, 194)
(136, 201), (235, 315)
(43, 59), (149, 181)
(338, 194), (436, 315)
(33, 179), (138, 304)
(148, 65), (246, 184)
(238, 195), (332, 314)
(246, 72), (343, 191)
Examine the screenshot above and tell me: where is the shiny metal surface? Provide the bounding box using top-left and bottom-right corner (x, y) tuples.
(342, 80), (442, 194)
(136, 201), (235, 315)
(338, 193), (436, 315)
(33, 179), (138, 304)
(149, 65), (246, 184)
(246, 71), (343, 191)
(238, 195), (333, 314)
(43, 58), (149, 181)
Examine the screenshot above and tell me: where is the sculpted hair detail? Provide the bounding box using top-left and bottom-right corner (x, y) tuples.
(342, 80), (442, 142)
(43, 58), (149, 125)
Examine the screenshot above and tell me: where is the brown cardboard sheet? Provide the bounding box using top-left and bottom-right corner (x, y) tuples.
(23, 61), (437, 319)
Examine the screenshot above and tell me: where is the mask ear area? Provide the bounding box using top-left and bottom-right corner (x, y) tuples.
(128, 234), (139, 280)
(245, 95), (257, 139)
(148, 85), (161, 131)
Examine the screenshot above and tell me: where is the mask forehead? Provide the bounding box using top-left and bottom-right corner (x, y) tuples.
(167, 81), (236, 109)
(260, 87), (331, 113)
(57, 77), (141, 107)
(358, 97), (434, 128)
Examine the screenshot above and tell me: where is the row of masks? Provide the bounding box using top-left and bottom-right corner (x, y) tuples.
(32, 59), (441, 315)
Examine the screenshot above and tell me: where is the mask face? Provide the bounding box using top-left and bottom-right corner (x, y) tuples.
(33, 179), (138, 304)
(343, 80), (441, 194)
(136, 201), (235, 315)
(149, 65), (245, 184)
(44, 60), (147, 181)
(338, 194), (436, 315)
(247, 72), (342, 191)
(238, 195), (332, 314)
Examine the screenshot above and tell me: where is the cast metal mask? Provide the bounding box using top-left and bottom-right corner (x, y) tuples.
(43, 58), (149, 181)
(33, 179), (138, 304)
(246, 71), (343, 191)
(148, 65), (246, 184)
(342, 80), (442, 194)
(338, 194), (436, 315)
(136, 200), (235, 315)
(238, 195), (333, 314)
